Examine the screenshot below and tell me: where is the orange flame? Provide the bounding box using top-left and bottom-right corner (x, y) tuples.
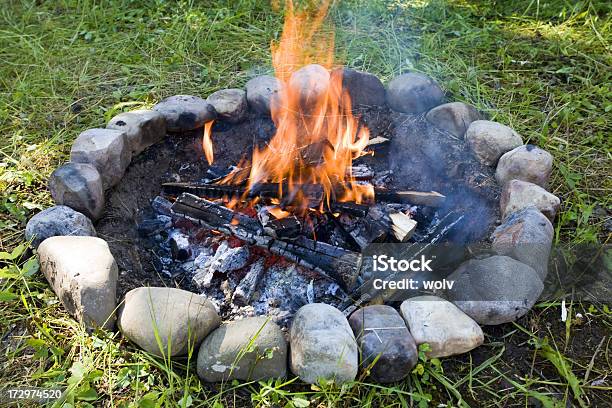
(211, 0), (373, 213)
(202, 120), (215, 165)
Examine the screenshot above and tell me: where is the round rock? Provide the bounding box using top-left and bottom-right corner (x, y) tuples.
(425, 102), (482, 137)
(495, 144), (553, 188)
(501, 179), (560, 221)
(25, 206), (96, 248)
(348, 305), (417, 383)
(290, 303), (358, 384)
(491, 206), (554, 281)
(245, 75), (282, 116)
(118, 287), (221, 357)
(38, 236), (117, 330)
(447, 256), (544, 325)
(153, 95), (216, 132)
(107, 109), (166, 155)
(331, 68), (386, 108)
(48, 162), (105, 220)
(400, 295), (484, 358)
(466, 120), (523, 166)
(70, 128), (131, 190)
(197, 316), (287, 382)
(288, 64), (330, 111)
(207, 89), (248, 123)
(386, 72), (445, 114)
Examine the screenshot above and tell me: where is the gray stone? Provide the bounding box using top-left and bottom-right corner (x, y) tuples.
(25, 206), (96, 248)
(290, 303), (358, 384)
(400, 295), (483, 358)
(465, 120), (523, 166)
(491, 206), (554, 281)
(48, 162), (105, 220)
(348, 305), (417, 383)
(197, 316), (287, 382)
(38, 236), (117, 330)
(501, 179), (560, 221)
(288, 64), (330, 111)
(118, 287), (220, 357)
(495, 144), (553, 188)
(332, 68), (386, 108)
(246, 75), (282, 115)
(207, 89), (248, 123)
(70, 128), (131, 190)
(233, 259), (265, 306)
(153, 95), (216, 132)
(386, 73), (445, 114)
(447, 256), (544, 325)
(107, 109), (166, 155)
(425, 102), (482, 137)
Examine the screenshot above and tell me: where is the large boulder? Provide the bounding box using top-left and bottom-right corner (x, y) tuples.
(400, 295), (483, 358)
(26, 206), (96, 248)
(501, 179), (560, 221)
(465, 120), (523, 166)
(207, 88), (248, 123)
(153, 95), (216, 132)
(425, 102), (482, 137)
(447, 256), (544, 325)
(107, 109), (166, 155)
(331, 68), (386, 108)
(197, 316), (287, 382)
(495, 145), (553, 188)
(118, 287), (220, 357)
(491, 206), (554, 281)
(245, 75), (282, 116)
(290, 303), (358, 384)
(70, 128), (131, 190)
(386, 73), (444, 114)
(38, 236), (117, 330)
(48, 162), (105, 220)
(348, 305), (417, 383)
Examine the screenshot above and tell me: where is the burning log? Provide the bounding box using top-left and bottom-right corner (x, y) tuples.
(162, 181), (369, 216)
(162, 182), (445, 208)
(171, 193), (362, 290)
(389, 212), (418, 242)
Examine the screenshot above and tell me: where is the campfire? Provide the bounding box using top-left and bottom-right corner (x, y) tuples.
(158, 0), (452, 301)
(28, 0), (561, 390)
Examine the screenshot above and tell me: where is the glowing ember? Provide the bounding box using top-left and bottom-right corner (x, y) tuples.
(203, 0), (373, 214)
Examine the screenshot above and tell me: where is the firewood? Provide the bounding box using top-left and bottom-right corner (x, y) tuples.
(374, 189), (446, 207)
(170, 193), (362, 290)
(389, 212), (417, 242)
(366, 136), (389, 147)
(340, 211), (466, 312)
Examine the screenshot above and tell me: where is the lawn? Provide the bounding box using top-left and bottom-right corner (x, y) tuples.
(0, 0), (610, 407)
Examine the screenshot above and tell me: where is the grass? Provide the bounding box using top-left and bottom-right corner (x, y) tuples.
(0, 0), (610, 406)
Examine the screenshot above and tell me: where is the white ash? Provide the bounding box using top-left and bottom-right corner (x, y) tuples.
(250, 264), (345, 326)
(191, 242), (249, 289)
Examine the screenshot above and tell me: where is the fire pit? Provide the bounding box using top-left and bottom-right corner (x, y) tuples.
(27, 0), (558, 385)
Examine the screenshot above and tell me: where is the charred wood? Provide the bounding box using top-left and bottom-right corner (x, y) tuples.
(171, 193), (362, 290)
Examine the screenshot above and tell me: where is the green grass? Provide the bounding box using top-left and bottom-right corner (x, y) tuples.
(0, 0), (610, 407)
